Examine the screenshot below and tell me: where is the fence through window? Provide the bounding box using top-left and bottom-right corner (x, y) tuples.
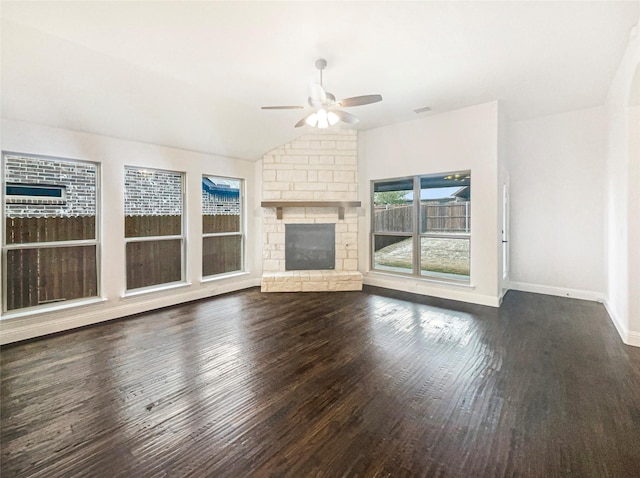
(3, 153), (99, 312)
(124, 167), (184, 291)
(202, 175), (243, 277)
(372, 171), (471, 282)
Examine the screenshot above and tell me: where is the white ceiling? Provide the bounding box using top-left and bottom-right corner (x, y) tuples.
(1, 1), (638, 161)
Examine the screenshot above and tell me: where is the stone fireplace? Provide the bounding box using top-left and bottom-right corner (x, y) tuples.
(261, 129), (363, 292)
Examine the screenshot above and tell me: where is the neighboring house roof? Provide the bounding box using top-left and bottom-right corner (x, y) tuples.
(202, 177), (240, 197)
(453, 186), (470, 200)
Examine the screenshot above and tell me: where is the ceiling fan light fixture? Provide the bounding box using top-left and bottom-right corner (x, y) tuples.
(327, 110), (339, 126)
(316, 108), (329, 128)
(262, 59), (383, 129)
(305, 112), (318, 127)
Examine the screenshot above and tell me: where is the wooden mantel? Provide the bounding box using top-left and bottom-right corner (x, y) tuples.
(261, 201), (361, 220)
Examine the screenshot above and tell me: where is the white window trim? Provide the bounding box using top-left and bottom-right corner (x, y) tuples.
(2, 152), (101, 314)
(371, 172), (471, 284)
(122, 280), (192, 298)
(124, 166), (186, 293)
(201, 175), (245, 279)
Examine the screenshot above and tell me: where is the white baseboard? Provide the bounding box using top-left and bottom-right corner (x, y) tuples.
(504, 282), (640, 348)
(503, 283), (640, 348)
(364, 272), (501, 307)
(602, 299), (640, 347)
(507, 281), (604, 302)
(0, 277), (261, 345)
(628, 331), (640, 347)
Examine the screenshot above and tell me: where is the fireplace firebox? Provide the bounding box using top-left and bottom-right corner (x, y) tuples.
(285, 224), (335, 270)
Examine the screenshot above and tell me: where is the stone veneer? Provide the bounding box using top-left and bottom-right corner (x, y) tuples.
(261, 129), (362, 292)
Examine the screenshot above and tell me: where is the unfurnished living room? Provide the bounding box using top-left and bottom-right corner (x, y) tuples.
(1, 1), (639, 477)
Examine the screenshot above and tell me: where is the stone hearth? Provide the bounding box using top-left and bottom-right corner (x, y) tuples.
(261, 270), (363, 292)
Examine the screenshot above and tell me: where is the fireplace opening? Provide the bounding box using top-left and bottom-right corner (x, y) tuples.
(285, 224), (335, 270)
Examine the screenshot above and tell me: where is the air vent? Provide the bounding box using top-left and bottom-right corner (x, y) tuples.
(414, 106), (432, 114)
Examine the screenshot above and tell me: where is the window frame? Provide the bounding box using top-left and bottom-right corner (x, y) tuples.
(2, 151), (101, 314)
(201, 174), (245, 279)
(123, 166), (186, 294)
(370, 175), (417, 276)
(371, 171), (471, 284)
(5, 183), (67, 204)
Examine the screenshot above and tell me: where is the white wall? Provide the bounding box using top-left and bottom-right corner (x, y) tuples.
(604, 23), (640, 347)
(498, 105), (509, 298)
(358, 101), (501, 307)
(0, 119), (262, 344)
(507, 107), (606, 300)
(628, 104), (640, 343)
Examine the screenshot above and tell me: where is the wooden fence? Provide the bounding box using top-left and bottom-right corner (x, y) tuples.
(203, 214), (242, 276)
(124, 214), (240, 236)
(374, 202), (471, 233)
(125, 215), (181, 237)
(203, 214), (240, 234)
(126, 239), (182, 290)
(5, 216), (95, 243)
(5, 216), (97, 311)
(203, 235), (242, 276)
(5, 215), (242, 309)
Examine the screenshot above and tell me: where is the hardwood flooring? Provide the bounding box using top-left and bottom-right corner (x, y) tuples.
(2, 286), (640, 477)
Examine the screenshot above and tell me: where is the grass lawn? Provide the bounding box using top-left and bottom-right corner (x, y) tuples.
(375, 237), (470, 275)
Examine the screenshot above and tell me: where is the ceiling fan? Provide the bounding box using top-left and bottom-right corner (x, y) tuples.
(261, 58), (383, 129)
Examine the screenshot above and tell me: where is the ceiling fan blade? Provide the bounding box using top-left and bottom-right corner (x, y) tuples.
(338, 94), (383, 107)
(333, 110), (360, 125)
(261, 105), (304, 110)
(294, 115), (310, 128)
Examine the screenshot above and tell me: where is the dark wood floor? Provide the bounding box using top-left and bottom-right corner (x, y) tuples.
(2, 286), (640, 477)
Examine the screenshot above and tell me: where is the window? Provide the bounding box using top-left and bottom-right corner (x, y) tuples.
(124, 167), (184, 291)
(2, 152), (99, 312)
(372, 171), (471, 282)
(6, 183), (67, 204)
(202, 175), (243, 277)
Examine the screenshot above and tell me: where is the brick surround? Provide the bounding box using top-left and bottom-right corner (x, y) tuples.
(261, 129), (362, 292)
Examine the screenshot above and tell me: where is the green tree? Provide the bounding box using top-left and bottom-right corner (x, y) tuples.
(374, 191), (407, 205)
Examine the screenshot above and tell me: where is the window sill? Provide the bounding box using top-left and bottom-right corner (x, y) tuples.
(366, 270), (475, 289)
(201, 271), (249, 284)
(122, 281), (192, 298)
(1, 297), (107, 321)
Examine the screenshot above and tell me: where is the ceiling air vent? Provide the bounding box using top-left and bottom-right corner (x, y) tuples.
(414, 106), (432, 114)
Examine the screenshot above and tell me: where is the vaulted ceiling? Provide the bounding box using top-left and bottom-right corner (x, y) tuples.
(2, 1), (638, 160)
